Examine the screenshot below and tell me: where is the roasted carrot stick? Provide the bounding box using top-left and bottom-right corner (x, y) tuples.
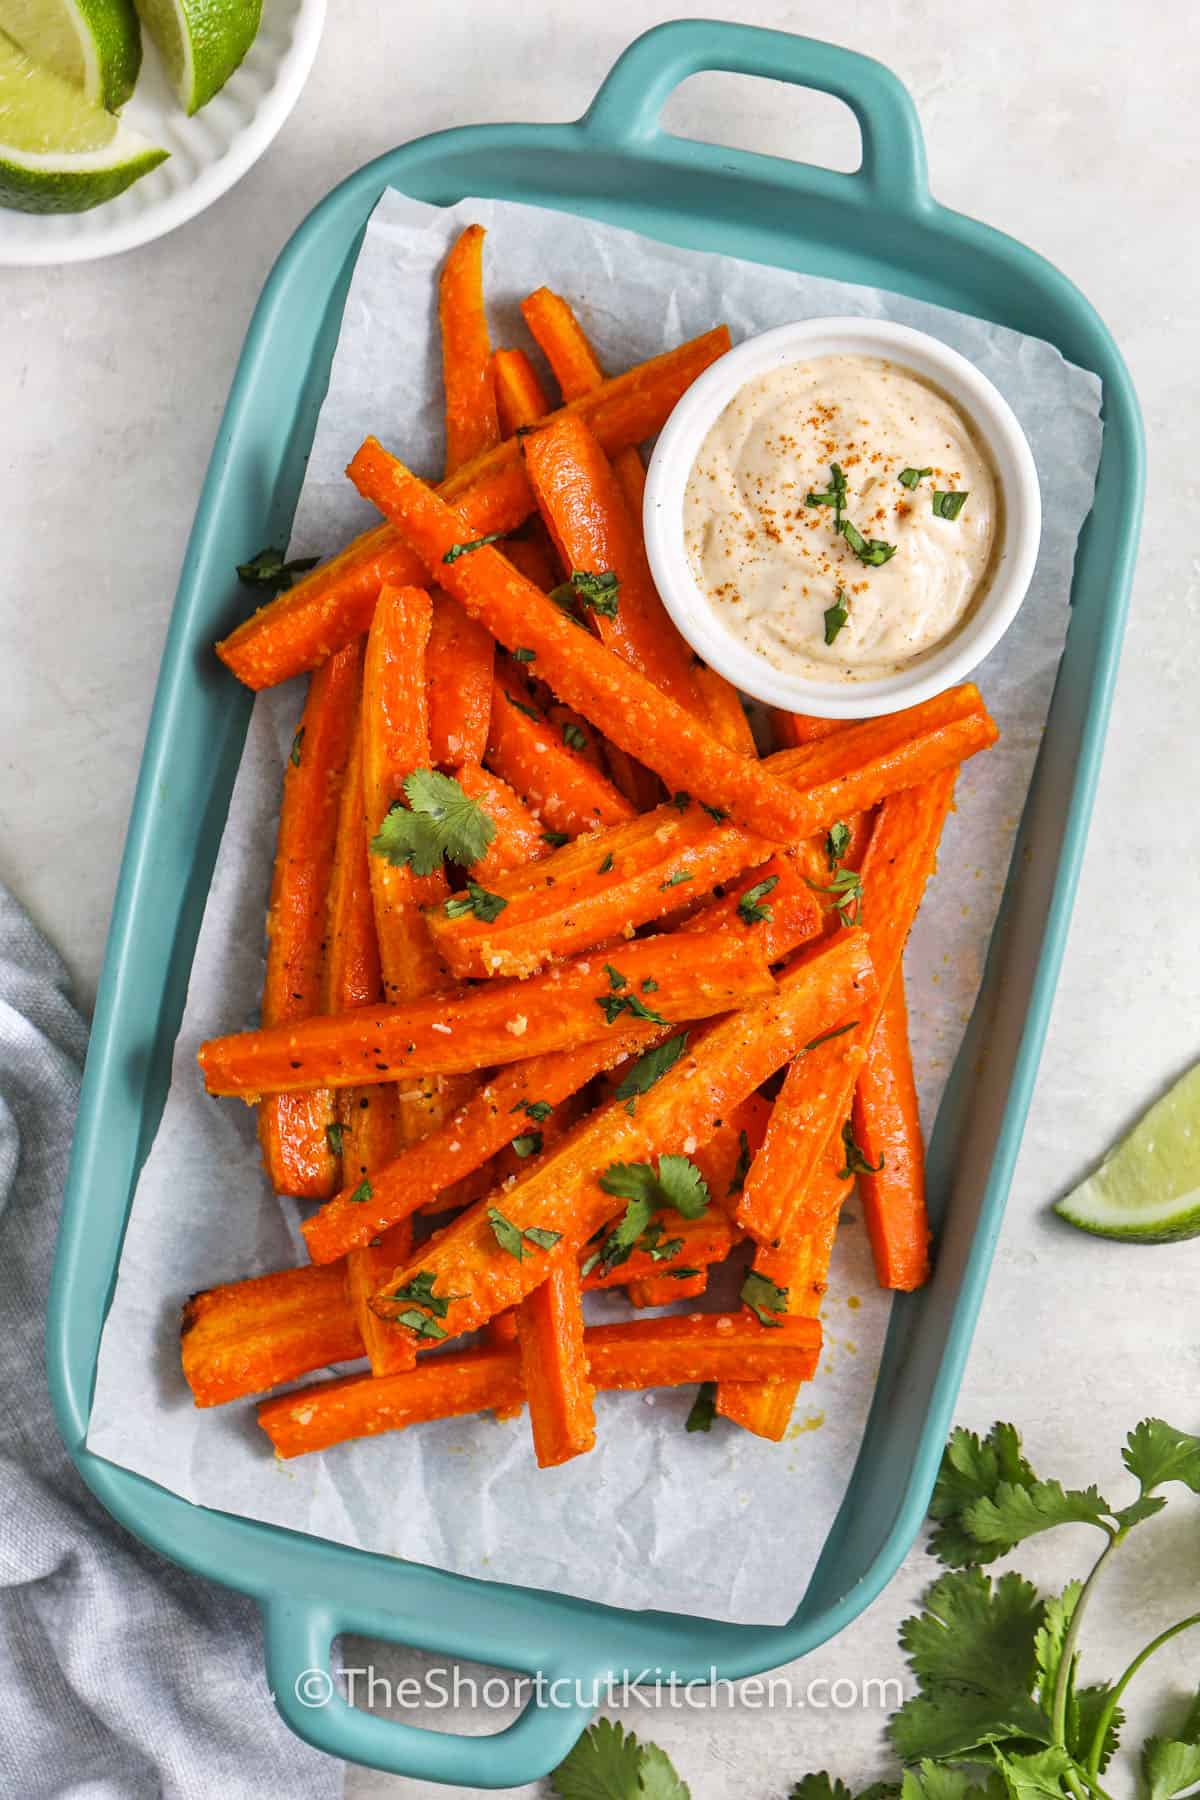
(485, 665), (636, 836)
(523, 412), (702, 715)
(360, 584), (447, 1003)
(258, 640), (363, 1198)
(717, 1142), (849, 1440)
(439, 225), (500, 475)
(199, 931), (776, 1099)
(493, 346), (551, 436)
(852, 973), (930, 1290)
(515, 1260), (596, 1467)
(369, 930), (874, 1341)
(737, 769), (957, 1248)
(346, 439), (822, 845)
(625, 1115), (751, 1307)
(217, 328), (731, 691)
(347, 1222), (418, 1377)
(692, 665), (758, 757)
(302, 1028), (658, 1263)
(425, 591), (494, 767)
(182, 1263), (360, 1408)
(426, 684), (996, 979)
(258, 1313), (823, 1458)
(450, 760), (550, 883)
(771, 710), (852, 749)
(584, 1208), (740, 1296)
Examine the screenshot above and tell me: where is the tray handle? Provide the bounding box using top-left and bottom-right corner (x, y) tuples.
(264, 1598), (599, 1786)
(582, 19), (929, 217)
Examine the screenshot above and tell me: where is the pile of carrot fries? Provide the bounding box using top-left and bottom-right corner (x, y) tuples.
(184, 224), (999, 1469)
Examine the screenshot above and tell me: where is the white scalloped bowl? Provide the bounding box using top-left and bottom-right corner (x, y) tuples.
(0, 0), (325, 266)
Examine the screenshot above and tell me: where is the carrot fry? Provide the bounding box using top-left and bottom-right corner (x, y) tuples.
(346, 439), (823, 844)
(523, 412), (702, 715)
(439, 225), (500, 475)
(200, 931), (776, 1099)
(361, 584), (446, 1003)
(258, 1314), (822, 1458)
(450, 760), (550, 883)
(852, 973), (930, 1290)
(520, 288), (607, 399)
(485, 665), (636, 836)
(369, 930), (875, 1341)
(303, 1028), (657, 1263)
(493, 347), (551, 436)
(584, 1208), (740, 1295)
(217, 329), (731, 691)
(679, 855), (822, 964)
(515, 1261), (596, 1467)
(717, 1141), (849, 1439)
(426, 591), (494, 767)
(181, 1263), (360, 1408)
(625, 1117), (752, 1308)
(427, 684), (996, 979)
(771, 709), (853, 749)
(501, 528), (560, 591)
(602, 742), (660, 810)
(258, 641), (363, 1198)
(693, 665), (758, 757)
(347, 1222), (418, 1377)
(737, 769), (957, 1247)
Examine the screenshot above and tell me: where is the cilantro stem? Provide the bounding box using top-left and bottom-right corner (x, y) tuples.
(1083, 1610), (1200, 1783)
(1051, 1530), (1122, 1769)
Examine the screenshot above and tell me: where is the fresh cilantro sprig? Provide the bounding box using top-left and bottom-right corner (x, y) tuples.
(370, 769), (495, 876)
(841, 517), (897, 566)
(806, 866), (863, 927)
(582, 1154), (709, 1276)
(553, 1421), (1200, 1800)
(738, 875), (779, 926)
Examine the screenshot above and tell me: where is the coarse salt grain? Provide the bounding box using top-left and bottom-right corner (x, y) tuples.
(506, 1016), (528, 1036)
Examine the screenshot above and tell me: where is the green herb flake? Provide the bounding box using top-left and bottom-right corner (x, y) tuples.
(504, 688), (542, 721)
(512, 646), (536, 663)
(841, 518), (897, 566)
(511, 1098), (553, 1122)
(444, 881), (508, 923)
(932, 490), (969, 520)
(825, 820), (851, 868)
(570, 569), (620, 617)
(806, 866), (863, 927)
(541, 830), (569, 848)
(836, 1119), (884, 1180)
(442, 531), (506, 563)
(562, 722), (589, 752)
(823, 589), (849, 646)
(325, 1122), (344, 1157)
(701, 801), (728, 823)
(289, 727), (305, 768)
(488, 1204), (561, 1260)
(898, 466), (933, 490)
(728, 1128), (752, 1194)
(348, 1179), (372, 1204)
(614, 1033), (688, 1114)
(660, 869), (694, 889)
(237, 546), (320, 593)
(510, 1131), (543, 1158)
(741, 1269), (788, 1327)
(737, 875), (778, 926)
(806, 462), (848, 529)
(686, 1382), (718, 1433)
(604, 962), (629, 991)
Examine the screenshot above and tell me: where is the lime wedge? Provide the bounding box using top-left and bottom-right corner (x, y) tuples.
(134, 0), (260, 114)
(1055, 1061), (1200, 1243)
(0, 0), (141, 110)
(0, 30), (165, 211)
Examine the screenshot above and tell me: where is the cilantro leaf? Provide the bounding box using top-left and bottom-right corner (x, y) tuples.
(660, 869), (694, 889)
(512, 647), (536, 662)
(1122, 1419), (1200, 1496)
(837, 1120), (884, 1179)
(741, 1269), (787, 1326)
(1032, 1579), (1081, 1721)
(605, 963), (629, 991)
(824, 591), (849, 645)
(931, 491), (968, 521)
(370, 769), (495, 876)
(505, 689), (542, 720)
(789, 1779), (857, 1800)
(638, 1743), (691, 1800)
(686, 1382), (718, 1433)
(841, 518), (897, 566)
(237, 546), (320, 592)
(826, 821), (851, 867)
(325, 1122), (344, 1156)
(551, 1718), (645, 1800)
(614, 1033), (688, 1113)
(738, 875), (778, 925)
(899, 1768), (1003, 1800)
(961, 1482), (1114, 1557)
(988, 1748), (1072, 1800)
(806, 462), (848, 528)
(597, 991), (669, 1027)
(600, 1155), (710, 1220)
(348, 1179), (372, 1204)
(444, 881), (508, 922)
(570, 569), (620, 617)
(510, 1131), (542, 1158)
(1072, 1685), (1124, 1775)
(443, 531), (506, 562)
(388, 1270), (457, 1319)
(563, 721), (589, 751)
(807, 866), (863, 927)
(391, 1308), (448, 1340)
(487, 1205), (561, 1260)
(512, 1098), (553, 1122)
(928, 1423), (1038, 1566)
(581, 1194), (658, 1277)
(1144, 1737), (1200, 1800)
(542, 829), (570, 848)
(289, 727), (305, 767)
(899, 467), (933, 490)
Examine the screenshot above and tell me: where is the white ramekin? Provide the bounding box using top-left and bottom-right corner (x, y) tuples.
(643, 317), (1042, 718)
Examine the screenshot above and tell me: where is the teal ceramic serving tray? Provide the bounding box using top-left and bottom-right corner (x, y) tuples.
(48, 20), (1144, 1787)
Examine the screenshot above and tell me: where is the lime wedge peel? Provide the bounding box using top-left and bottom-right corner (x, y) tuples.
(135, 0), (261, 115)
(1055, 1060), (1200, 1244)
(0, 0), (142, 110)
(0, 30), (165, 212)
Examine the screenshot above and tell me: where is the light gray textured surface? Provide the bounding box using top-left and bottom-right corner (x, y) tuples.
(3, 1), (1198, 1794)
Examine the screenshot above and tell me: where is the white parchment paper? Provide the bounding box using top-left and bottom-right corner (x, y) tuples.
(87, 193), (1103, 1626)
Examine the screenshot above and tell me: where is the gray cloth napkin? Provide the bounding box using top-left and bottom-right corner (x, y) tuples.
(0, 885), (344, 1799)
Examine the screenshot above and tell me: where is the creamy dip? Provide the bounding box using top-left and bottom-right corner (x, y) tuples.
(682, 355), (998, 682)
